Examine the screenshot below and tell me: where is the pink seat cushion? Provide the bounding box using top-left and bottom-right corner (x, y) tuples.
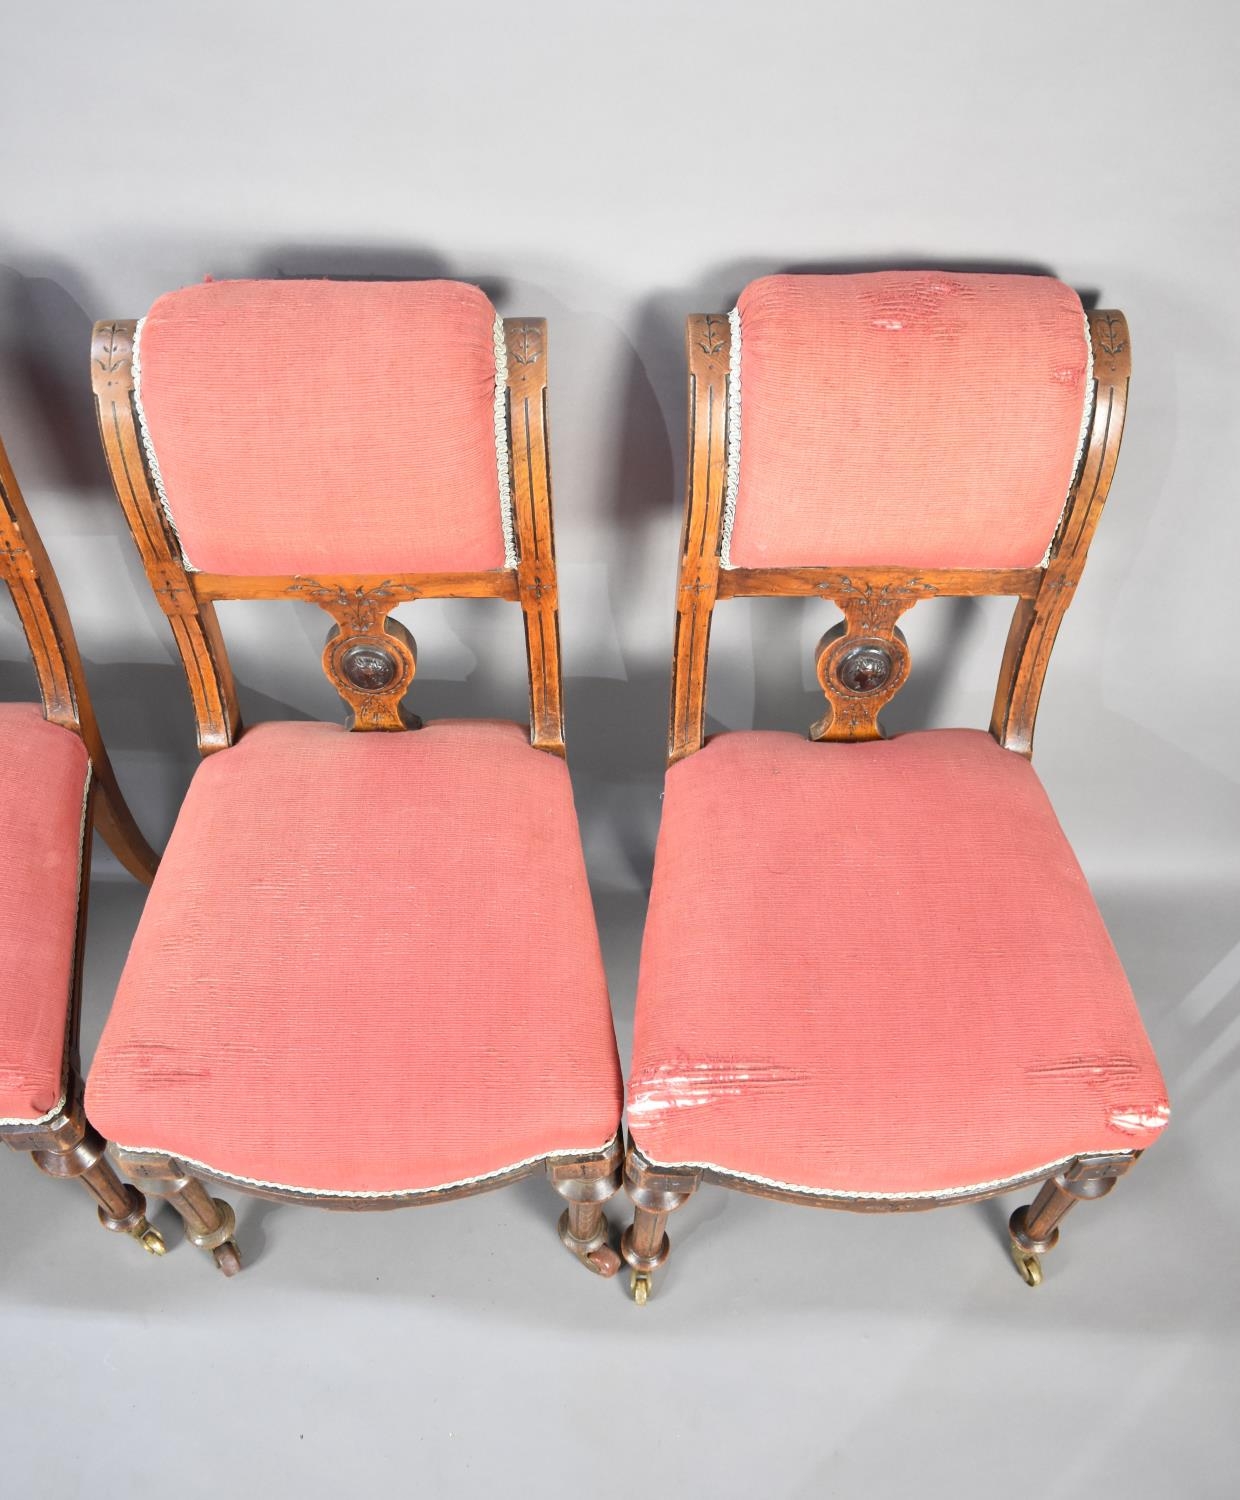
(86, 721), (621, 1194)
(136, 279), (507, 575)
(0, 705), (91, 1123)
(629, 730), (1168, 1196)
(729, 273), (1091, 569)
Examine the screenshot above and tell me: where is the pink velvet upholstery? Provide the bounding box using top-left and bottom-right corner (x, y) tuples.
(629, 730), (1168, 1196)
(86, 720), (622, 1193)
(135, 279), (507, 575)
(728, 273), (1091, 569)
(0, 705), (90, 1123)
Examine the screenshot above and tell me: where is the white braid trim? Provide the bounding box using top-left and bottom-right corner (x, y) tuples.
(132, 317), (196, 571)
(719, 305), (743, 568)
(493, 315), (518, 569)
(631, 1148), (1136, 1203)
(1041, 308), (1097, 567)
(108, 1137), (620, 1200)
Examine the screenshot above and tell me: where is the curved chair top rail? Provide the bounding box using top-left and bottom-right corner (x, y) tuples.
(0, 433), (158, 881)
(668, 280), (1131, 763)
(91, 287), (565, 757)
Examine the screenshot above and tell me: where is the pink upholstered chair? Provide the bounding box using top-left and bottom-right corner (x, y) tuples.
(621, 273), (1169, 1301)
(85, 281), (624, 1278)
(0, 433), (164, 1254)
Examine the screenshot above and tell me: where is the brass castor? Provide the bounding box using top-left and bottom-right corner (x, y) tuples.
(98, 1190), (167, 1254)
(1010, 1241), (1043, 1287)
(630, 1269), (652, 1306)
(137, 1221), (167, 1255)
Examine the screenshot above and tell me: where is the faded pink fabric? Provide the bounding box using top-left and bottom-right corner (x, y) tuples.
(729, 273), (1091, 569)
(0, 705), (90, 1122)
(86, 720), (622, 1193)
(136, 279), (507, 575)
(630, 730), (1168, 1196)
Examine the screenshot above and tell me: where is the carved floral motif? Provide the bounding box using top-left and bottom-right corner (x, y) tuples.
(509, 322), (543, 366)
(92, 322), (129, 376)
(1093, 313), (1127, 359)
(290, 578), (417, 632)
(697, 316), (728, 357)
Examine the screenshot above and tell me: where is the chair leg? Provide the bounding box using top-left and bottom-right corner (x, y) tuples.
(619, 1143), (700, 1304)
(3, 1091), (165, 1255)
(547, 1135), (624, 1278)
(1007, 1152), (1138, 1286)
(117, 1153), (242, 1277)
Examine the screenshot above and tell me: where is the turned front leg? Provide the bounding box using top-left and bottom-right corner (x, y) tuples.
(7, 1088), (165, 1255)
(117, 1154), (242, 1276)
(620, 1145), (699, 1304)
(1008, 1152), (1137, 1286)
(548, 1136), (624, 1277)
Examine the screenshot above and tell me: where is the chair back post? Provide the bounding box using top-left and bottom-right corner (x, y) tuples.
(990, 309), (1132, 756)
(0, 427), (158, 882)
(91, 319), (241, 758)
(505, 317), (566, 756)
(668, 315), (731, 764)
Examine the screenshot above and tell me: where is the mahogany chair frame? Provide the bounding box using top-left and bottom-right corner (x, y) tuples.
(622, 307), (1140, 1301)
(0, 433), (164, 1254)
(90, 315), (623, 1278)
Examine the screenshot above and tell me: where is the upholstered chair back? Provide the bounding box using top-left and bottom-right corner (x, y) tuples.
(724, 272), (1093, 570)
(131, 279), (511, 575)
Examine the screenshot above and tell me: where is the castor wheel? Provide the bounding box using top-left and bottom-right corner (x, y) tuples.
(1010, 1241), (1043, 1287)
(556, 1207), (621, 1277)
(184, 1197), (241, 1275)
(584, 1244), (622, 1277)
(630, 1269), (652, 1306)
(138, 1222), (167, 1255)
(212, 1240), (243, 1277)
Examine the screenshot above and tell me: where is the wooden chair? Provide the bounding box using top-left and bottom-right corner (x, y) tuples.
(85, 280), (623, 1278)
(621, 273), (1169, 1302)
(0, 431), (164, 1253)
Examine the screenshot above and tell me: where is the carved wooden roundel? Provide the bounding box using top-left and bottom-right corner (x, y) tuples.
(835, 642), (895, 695)
(340, 641), (400, 692)
(322, 620), (419, 731)
(812, 624), (911, 742)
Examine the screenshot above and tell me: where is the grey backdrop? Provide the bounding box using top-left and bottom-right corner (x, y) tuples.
(1, 4), (1238, 1497)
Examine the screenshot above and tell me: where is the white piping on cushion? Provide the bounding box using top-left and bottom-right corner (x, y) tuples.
(719, 305), (742, 568)
(0, 1090), (68, 1130)
(108, 1137), (620, 1200)
(631, 1146), (1145, 1203)
(493, 314), (518, 569)
(1040, 308), (1097, 567)
(132, 317), (196, 572)
(0, 761), (92, 1130)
